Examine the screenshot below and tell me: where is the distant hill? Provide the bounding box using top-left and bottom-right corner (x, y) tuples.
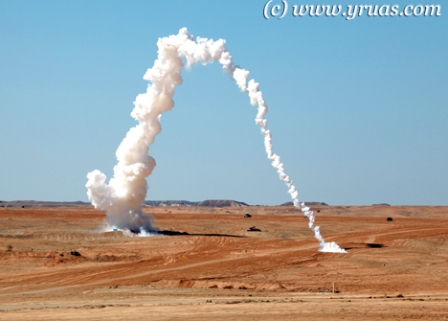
(145, 199), (249, 207)
(0, 199), (249, 208)
(1, 199), (327, 208)
(280, 202), (329, 207)
(0, 200), (90, 208)
(196, 200), (249, 207)
(144, 200), (197, 207)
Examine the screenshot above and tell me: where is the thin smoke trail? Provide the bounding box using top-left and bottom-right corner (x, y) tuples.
(86, 28), (346, 252)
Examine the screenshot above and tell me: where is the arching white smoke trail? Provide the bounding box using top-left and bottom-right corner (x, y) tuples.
(86, 28), (346, 252)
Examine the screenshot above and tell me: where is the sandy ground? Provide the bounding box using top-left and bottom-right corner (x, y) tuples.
(0, 205), (447, 320)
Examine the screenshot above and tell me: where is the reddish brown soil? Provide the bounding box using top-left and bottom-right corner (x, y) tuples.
(1, 205), (447, 320)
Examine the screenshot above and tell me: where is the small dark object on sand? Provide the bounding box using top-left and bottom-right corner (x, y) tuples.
(70, 250), (81, 257)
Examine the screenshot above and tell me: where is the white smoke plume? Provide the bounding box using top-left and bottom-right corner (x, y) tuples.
(86, 28), (347, 252)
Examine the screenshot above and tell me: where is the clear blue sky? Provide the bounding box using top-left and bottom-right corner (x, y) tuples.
(1, 1), (447, 205)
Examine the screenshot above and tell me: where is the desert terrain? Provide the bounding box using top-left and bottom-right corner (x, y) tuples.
(0, 204), (447, 320)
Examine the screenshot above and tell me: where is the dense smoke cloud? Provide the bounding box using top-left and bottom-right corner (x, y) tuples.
(86, 28), (346, 252)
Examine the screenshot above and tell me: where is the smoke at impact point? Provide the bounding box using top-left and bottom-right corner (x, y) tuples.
(86, 28), (347, 253)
